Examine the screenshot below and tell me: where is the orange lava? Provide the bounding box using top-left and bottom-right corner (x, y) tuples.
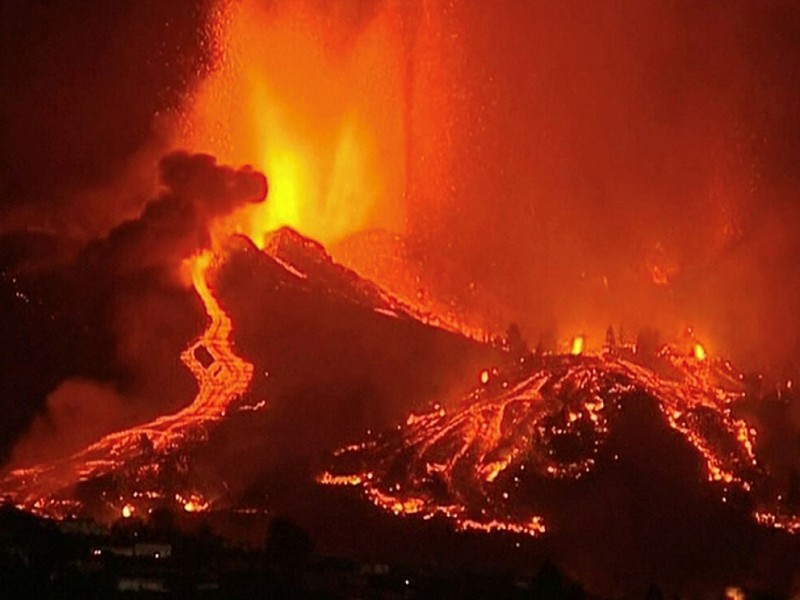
(177, 251), (254, 424)
(319, 343), (800, 537)
(0, 251), (254, 517)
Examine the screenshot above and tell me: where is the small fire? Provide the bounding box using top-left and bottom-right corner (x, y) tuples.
(121, 504), (135, 519)
(693, 342), (707, 361)
(570, 335), (585, 356)
(724, 587), (746, 600)
(480, 369), (490, 384)
(177, 493), (210, 514)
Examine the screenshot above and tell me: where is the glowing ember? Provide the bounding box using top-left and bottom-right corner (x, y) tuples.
(183, 500), (203, 513)
(0, 251), (254, 517)
(694, 342), (707, 361)
(480, 369), (490, 385)
(121, 503), (134, 519)
(724, 587), (746, 600)
(176, 492), (210, 514)
(570, 335), (585, 356)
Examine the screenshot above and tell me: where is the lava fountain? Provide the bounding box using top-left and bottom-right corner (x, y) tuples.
(181, 0), (412, 247)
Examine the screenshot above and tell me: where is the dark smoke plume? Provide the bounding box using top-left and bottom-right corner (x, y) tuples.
(79, 152), (267, 279)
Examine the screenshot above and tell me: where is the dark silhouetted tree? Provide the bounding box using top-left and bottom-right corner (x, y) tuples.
(604, 325), (616, 352)
(505, 322), (528, 358)
(636, 327), (661, 358)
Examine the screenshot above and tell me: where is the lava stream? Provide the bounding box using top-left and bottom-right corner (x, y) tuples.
(319, 347), (789, 537)
(0, 251), (254, 516)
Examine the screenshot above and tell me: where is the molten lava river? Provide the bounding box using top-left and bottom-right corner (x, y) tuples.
(320, 344), (800, 537)
(0, 251), (253, 518)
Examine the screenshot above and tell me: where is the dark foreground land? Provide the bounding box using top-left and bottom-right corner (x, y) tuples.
(0, 501), (791, 600)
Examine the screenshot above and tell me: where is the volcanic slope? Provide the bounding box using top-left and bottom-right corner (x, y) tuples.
(321, 347), (800, 538)
(0, 229), (497, 519)
(317, 348), (800, 592)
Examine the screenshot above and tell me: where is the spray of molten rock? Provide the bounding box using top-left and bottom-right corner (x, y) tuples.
(320, 343), (800, 537)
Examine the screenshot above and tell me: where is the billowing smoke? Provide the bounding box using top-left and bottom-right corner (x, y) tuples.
(78, 151), (266, 279)
(8, 379), (129, 468)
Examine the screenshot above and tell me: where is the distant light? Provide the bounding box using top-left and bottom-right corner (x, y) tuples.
(184, 501), (197, 513)
(724, 586), (745, 600)
(480, 370), (490, 384)
(121, 504), (134, 519)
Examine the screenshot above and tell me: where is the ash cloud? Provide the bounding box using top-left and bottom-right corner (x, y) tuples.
(8, 379), (130, 469)
(79, 151), (266, 279)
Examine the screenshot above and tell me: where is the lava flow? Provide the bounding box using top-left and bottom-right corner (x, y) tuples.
(320, 343), (799, 537)
(0, 251), (254, 518)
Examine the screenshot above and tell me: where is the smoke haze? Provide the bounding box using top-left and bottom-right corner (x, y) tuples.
(393, 1), (800, 375)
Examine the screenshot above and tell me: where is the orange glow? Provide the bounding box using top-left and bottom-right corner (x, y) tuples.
(480, 369), (490, 384)
(693, 343), (707, 361)
(570, 336), (585, 356)
(178, 493), (211, 513)
(181, 1), (407, 247)
(322, 343), (776, 537)
(121, 503), (134, 519)
(458, 517), (546, 537)
(724, 587), (746, 600)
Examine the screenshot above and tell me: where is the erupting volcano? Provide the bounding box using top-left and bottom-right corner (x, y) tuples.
(4, 0), (800, 596)
(0, 222), (494, 520)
